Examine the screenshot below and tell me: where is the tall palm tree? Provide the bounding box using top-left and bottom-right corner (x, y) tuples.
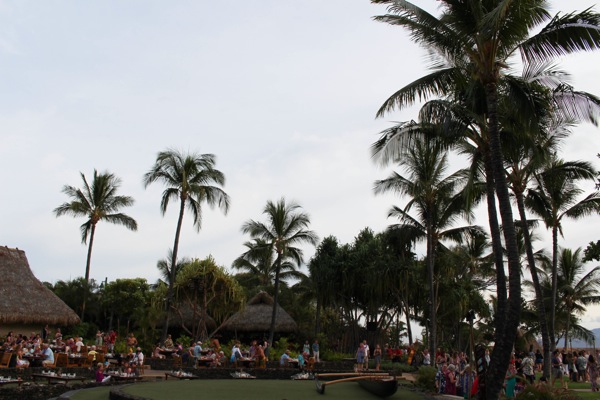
(526, 158), (600, 349)
(374, 134), (483, 357)
(143, 149), (230, 340)
(241, 198), (318, 347)
(371, 2), (600, 397)
(54, 170), (137, 320)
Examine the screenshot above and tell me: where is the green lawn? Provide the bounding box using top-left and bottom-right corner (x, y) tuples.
(71, 380), (426, 400)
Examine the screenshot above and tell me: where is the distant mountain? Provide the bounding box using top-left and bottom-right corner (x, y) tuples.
(565, 328), (600, 349)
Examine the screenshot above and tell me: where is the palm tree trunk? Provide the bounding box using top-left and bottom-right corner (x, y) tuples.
(483, 154), (507, 335)
(268, 255), (282, 348)
(484, 82), (522, 400)
(315, 297), (321, 336)
(551, 226), (558, 350)
(516, 193), (552, 380)
(162, 198), (186, 342)
(426, 216), (436, 359)
(81, 224), (97, 322)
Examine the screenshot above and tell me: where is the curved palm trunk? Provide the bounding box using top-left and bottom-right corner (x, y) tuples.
(484, 82), (522, 400)
(162, 198), (186, 342)
(81, 223), (97, 322)
(516, 193), (552, 379)
(483, 154), (507, 334)
(551, 226), (558, 350)
(268, 255), (282, 348)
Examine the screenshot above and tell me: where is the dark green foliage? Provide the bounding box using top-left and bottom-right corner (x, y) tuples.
(415, 366), (437, 392)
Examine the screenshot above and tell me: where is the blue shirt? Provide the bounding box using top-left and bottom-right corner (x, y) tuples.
(193, 344), (202, 358)
(42, 347), (54, 363)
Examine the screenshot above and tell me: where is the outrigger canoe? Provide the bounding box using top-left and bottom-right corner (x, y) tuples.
(315, 372), (399, 398)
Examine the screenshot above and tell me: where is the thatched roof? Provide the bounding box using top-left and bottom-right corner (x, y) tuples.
(221, 291), (297, 333)
(0, 246), (80, 326)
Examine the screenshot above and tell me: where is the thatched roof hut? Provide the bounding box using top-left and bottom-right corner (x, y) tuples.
(221, 291), (297, 334)
(0, 246), (80, 334)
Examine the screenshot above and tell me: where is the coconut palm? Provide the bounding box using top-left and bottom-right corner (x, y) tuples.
(54, 170), (137, 320)
(555, 247), (600, 348)
(526, 158), (600, 349)
(143, 149), (230, 339)
(241, 198), (318, 347)
(374, 134), (483, 357)
(371, 2), (600, 397)
(233, 238), (304, 291)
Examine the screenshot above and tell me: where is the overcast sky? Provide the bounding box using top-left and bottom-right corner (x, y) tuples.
(1, 1), (600, 329)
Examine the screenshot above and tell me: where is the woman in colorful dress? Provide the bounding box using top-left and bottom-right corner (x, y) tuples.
(587, 354), (599, 392)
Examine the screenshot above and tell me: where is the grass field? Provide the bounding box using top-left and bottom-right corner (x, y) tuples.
(70, 380), (427, 400)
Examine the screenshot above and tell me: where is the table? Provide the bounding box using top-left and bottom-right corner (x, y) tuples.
(235, 358), (255, 368)
(31, 373), (88, 385)
(67, 354), (88, 367)
(158, 349), (178, 358)
(164, 372), (200, 380)
(105, 373), (143, 383)
(23, 354), (45, 367)
(196, 357), (214, 368)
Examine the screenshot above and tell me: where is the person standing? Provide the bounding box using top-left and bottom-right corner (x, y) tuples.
(312, 339), (320, 363)
(587, 354), (599, 392)
(374, 344), (382, 371)
(303, 340), (310, 356)
(363, 340), (370, 370)
(356, 343), (366, 371)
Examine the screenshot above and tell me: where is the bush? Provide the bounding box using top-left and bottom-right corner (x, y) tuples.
(415, 366), (437, 392)
(517, 384), (580, 400)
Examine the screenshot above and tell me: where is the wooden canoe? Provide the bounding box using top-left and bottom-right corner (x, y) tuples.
(357, 377), (398, 397)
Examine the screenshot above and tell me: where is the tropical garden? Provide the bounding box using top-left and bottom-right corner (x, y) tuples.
(44, 2), (600, 400)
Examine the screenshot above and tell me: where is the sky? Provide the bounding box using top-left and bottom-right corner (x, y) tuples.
(1, 1), (600, 329)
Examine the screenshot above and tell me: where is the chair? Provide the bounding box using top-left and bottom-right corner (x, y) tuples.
(0, 353), (11, 369)
(307, 357), (315, 371)
(96, 353), (105, 364)
(43, 355), (57, 369)
(55, 353), (68, 368)
(82, 353), (95, 368)
(172, 355), (182, 369)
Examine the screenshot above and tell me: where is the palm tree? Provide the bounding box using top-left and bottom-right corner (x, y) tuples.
(54, 170), (137, 320)
(371, 2), (600, 397)
(374, 134), (483, 357)
(233, 238), (304, 292)
(555, 247), (600, 349)
(143, 149), (230, 340)
(241, 198), (318, 347)
(526, 158), (600, 349)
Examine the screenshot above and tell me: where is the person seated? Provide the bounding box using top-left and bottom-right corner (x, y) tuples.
(131, 347), (144, 369)
(75, 337), (84, 352)
(88, 345), (99, 362)
(193, 341), (203, 359)
(280, 350), (292, 366)
(95, 362), (111, 383)
(163, 334), (174, 350)
(153, 343), (165, 359)
(41, 343), (55, 367)
(15, 345), (30, 368)
(217, 351), (227, 367)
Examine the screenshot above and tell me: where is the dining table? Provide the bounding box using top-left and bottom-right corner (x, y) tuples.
(105, 372), (143, 383)
(31, 373), (88, 385)
(158, 348), (178, 358)
(235, 357), (255, 368)
(23, 353), (45, 368)
(195, 357), (214, 368)
(164, 372), (200, 380)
